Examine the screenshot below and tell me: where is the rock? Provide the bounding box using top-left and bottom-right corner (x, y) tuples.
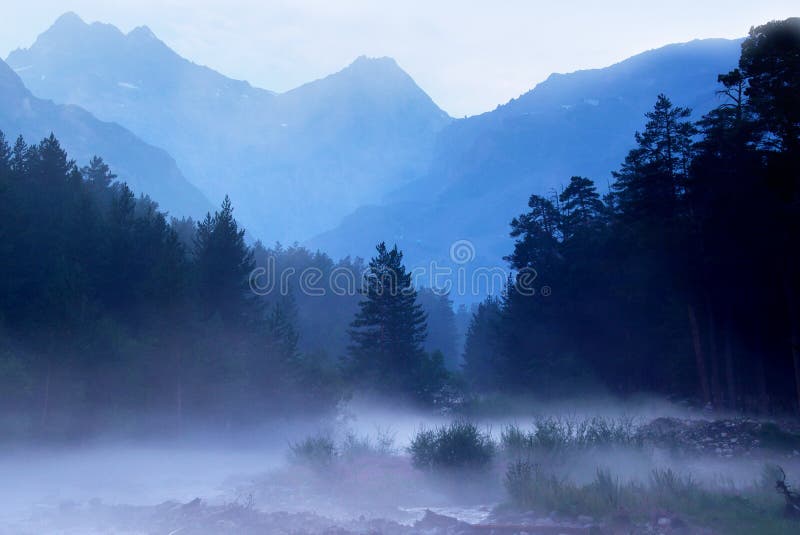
(182, 497), (203, 510)
(415, 509), (470, 531)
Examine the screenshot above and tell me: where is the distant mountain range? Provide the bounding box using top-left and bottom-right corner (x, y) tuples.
(7, 12), (451, 242)
(3, 13), (744, 288)
(0, 57), (210, 217)
(309, 38), (743, 281)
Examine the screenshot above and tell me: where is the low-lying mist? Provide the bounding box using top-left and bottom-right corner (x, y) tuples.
(3, 396), (799, 534)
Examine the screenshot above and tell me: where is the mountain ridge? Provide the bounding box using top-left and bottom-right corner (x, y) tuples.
(7, 13), (451, 244)
(0, 57), (212, 218)
(307, 37), (744, 294)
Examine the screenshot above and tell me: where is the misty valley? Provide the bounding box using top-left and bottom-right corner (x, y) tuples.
(1, 8), (800, 535)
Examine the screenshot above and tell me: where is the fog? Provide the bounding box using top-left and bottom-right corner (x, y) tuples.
(2, 397), (798, 534)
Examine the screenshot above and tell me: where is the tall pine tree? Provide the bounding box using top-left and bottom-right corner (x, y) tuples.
(346, 242), (445, 402)
(193, 195), (256, 325)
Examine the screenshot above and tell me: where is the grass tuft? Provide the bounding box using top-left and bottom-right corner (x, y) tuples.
(409, 420), (495, 470)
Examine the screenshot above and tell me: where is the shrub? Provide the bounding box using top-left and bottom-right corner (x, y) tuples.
(289, 433), (336, 467)
(409, 420), (495, 470)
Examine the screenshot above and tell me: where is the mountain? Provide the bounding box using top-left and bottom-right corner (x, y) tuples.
(7, 13), (743, 290)
(309, 38), (744, 294)
(7, 13), (451, 242)
(0, 57), (211, 217)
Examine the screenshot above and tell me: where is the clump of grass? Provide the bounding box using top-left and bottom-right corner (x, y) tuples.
(576, 416), (637, 447)
(504, 460), (574, 512)
(533, 417), (575, 451)
(289, 433), (337, 467)
(650, 467), (697, 498)
(501, 416), (638, 460)
(340, 427), (396, 460)
(500, 424), (537, 458)
(591, 468), (622, 510)
(289, 427), (398, 469)
(409, 420), (495, 470)
(504, 461), (634, 517)
(504, 462), (798, 534)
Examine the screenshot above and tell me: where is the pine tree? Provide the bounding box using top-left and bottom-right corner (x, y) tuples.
(0, 131), (10, 178)
(506, 194), (562, 273)
(81, 156), (118, 211)
(193, 195), (256, 324)
(417, 288), (459, 369)
(611, 94), (696, 223)
(462, 297), (503, 391)
(10, 136), (31, 178)
(737, 17), (800, 411)
(81, 156), (116, 188)
(739, 18), (800, 155)
(0, 132), (12, 318)
(558, 176), (605, 241)
(347, 242), (444, 400)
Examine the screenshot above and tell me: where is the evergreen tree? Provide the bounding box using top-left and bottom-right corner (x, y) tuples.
(0, 131), (10, 178)
(739, 18), (800, 155)
(81, 156), (116, 188)
(462, 297), (503, 391)
(193, 195), (256, 324)
(610, 94), (696, 223)
(507, 194), (562, 273)
(417, 288), (459, 369)
(737, 17), (800, 411)
(347, 242), (445, 401)
(81, 156), (118, 211)
(558, 176), (605, 241)
(10, 136), (32, 178)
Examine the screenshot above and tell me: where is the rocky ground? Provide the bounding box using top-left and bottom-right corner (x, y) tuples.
(636, 417), (800, 458)
(12, 499), (714, 535)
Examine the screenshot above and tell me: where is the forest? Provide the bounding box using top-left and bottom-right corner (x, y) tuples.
(465, 18), (800, 412)
(0, 18), (798, 441)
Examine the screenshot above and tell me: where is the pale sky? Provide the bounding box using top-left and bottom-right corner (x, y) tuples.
(2, 1), (797, 116)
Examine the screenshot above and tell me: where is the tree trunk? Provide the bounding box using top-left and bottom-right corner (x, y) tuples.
(176, 350), (183, 427)
(756, 352), (769, 414)
(791, 320), (800, 415)
(706, 302), (723, 407)
(687, 303), (711, 406)
(784, 273), (800, 414)
(40, 360), (51, 428)
(723, 319), (737, 411)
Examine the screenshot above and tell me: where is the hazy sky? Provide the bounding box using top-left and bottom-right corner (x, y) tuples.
(2, 1), (797, 116)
